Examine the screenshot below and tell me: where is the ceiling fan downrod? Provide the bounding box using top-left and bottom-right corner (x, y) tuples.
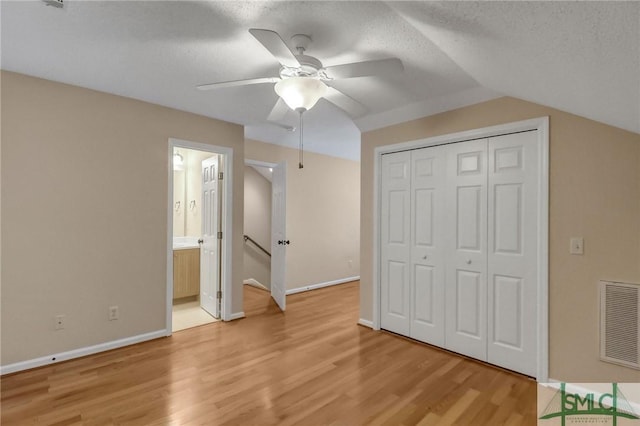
(298, 110), (304, 169)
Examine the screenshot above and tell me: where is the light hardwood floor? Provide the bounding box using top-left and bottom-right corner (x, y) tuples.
(1, 282), (537, 425)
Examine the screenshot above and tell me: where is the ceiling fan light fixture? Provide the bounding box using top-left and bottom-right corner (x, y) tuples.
(274, 77), (327, 112)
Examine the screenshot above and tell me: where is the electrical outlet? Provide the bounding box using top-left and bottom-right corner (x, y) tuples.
(570, 237), (584, 255)
(109, 306), (119, 321)
(55, 314), (65, 330)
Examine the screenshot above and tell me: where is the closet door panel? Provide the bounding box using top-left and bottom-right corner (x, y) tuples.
(487, 131), (539, 377)
(456, 185), (483, 251)
(445, 139), (488, 361)
(380, 151), (412, 336)
(455, 270), (482, 336)
(410, 146), (446, 346)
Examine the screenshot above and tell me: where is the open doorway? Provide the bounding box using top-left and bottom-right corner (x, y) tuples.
(244, 159), (287, 313)
(167, 139), (233, 334)
(243, 161), (273, 292)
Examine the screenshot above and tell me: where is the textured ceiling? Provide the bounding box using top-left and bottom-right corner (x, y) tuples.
(2, 1), (639, 161)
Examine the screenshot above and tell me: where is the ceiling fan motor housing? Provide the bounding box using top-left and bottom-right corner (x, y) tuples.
(276, 33), (326, 79)
(280, 54), (324, 78)
(291, 34), (312, 53)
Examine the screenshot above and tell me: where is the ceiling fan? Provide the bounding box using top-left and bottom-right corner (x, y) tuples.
(197, 28), (404, 126)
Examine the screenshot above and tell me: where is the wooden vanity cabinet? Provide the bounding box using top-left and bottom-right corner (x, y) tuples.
(173, 248), (200, 299)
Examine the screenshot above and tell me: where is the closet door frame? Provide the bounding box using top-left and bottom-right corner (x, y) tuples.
(372, 116), (549, 381)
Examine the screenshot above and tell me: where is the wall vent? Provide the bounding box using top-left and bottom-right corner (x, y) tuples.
(600, 280), (640, 369)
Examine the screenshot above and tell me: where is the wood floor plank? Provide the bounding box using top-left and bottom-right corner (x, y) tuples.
(1, 281), (537, 425)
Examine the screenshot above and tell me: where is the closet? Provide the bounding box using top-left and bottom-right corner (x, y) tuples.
(380, 130), (539, 377)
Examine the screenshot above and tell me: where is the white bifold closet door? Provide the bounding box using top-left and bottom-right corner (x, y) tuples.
(445, 139), (489, 362)
(380, 146), (447, 345)
(380, 131), (539, 377)
(380, 151), (412, 336)
(486, 131), (539, 377)
(410, 146), (447, 346)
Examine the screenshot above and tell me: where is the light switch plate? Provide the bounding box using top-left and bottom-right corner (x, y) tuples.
(570, 237), (584, 255)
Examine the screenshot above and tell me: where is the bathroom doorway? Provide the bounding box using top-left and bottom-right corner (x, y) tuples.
(167, 139), (233, 333)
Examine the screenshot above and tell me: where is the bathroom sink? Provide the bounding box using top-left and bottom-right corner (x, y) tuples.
(173, 236), (200, 250)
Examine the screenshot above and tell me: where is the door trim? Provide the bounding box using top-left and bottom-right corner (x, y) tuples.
(372, 116), (549, 381)
(167, 138), (234, 335)
(245, 159), (277, 169)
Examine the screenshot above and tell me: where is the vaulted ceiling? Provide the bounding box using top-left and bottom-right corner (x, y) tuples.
(2, 1), (639, 161)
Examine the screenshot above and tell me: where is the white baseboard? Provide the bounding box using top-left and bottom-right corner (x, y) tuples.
(228, 311), (245, 321)
(358, 318), (374, 328)
(243, 279), (269, 291)
(286, 276), (360, 295)
(0, 329), (166, 375)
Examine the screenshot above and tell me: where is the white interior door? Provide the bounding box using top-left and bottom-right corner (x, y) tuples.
(410, 147), (446, 346)
(201, 156), (220, 318)
(487, 131), (539, 376)
(445, 139), (488, 361)
(380, 151), (411, 336)
(270, 162), (286, 311)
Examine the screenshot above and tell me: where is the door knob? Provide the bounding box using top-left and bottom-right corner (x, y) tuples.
(278, 240), (290, 245)
(198, 239), (204, 244)
(422, 255), (427, 260)
(466, 259), (472, 264)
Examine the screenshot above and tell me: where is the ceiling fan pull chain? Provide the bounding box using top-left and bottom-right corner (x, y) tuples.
(299, 111), (304, 169)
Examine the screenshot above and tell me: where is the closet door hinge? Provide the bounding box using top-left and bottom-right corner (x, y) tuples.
(218, 172), (224, 180)
(217, 291), (222, 300)
(217, 231), (223, 239)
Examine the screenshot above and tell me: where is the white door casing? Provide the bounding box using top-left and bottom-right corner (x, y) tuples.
(270, 162), (286, 311)
(216, 155), (225, 316)
(487, 131), (539, 377)
(410, 146), (446, 346)
(444, 139), (489, 361)
(201, 155), (220, 318)
(380, 151), (411, 336)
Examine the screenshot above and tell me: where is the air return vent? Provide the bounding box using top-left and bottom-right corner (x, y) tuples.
(600, 281), (640, 369)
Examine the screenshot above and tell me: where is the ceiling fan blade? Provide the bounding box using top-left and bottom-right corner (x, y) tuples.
(267, 98), (290, 123)
(323, 86), (368, 118)
(324, 58), (404, 80)
(197, 77), (280, 91)
(249, 28), (301, 68)
(269, 122), (296, 132)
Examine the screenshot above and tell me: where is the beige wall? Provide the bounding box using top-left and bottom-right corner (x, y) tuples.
(243, 165), (271, 288)
(245, 139), (360, 290)
(1, 71), (245, 366)
(361, 96), (640, 382)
